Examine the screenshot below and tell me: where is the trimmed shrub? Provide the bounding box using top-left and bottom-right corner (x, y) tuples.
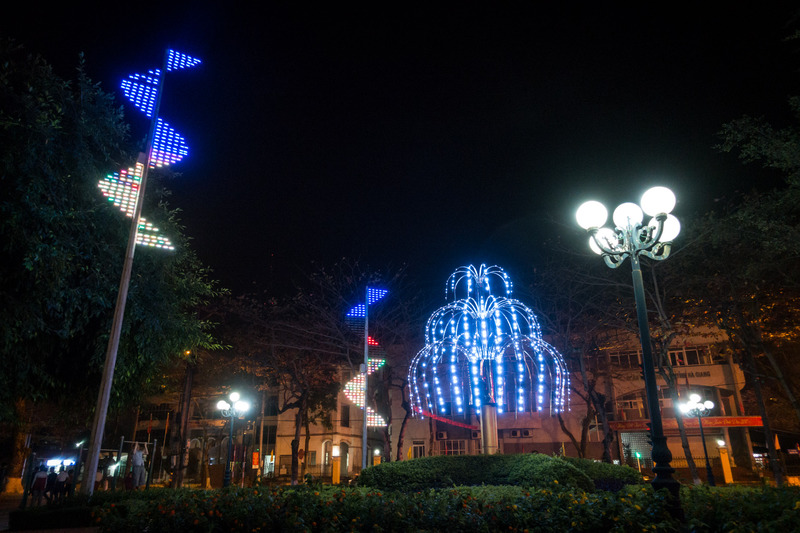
(89, 484), (679, 532)
(562, 456), (644, 491)
(357, 453), (594, 492)
(506, 454), (594, 491)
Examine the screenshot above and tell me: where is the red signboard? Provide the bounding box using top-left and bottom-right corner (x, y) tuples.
(252, 452), (260, 468)
(609, 416), (763, 432)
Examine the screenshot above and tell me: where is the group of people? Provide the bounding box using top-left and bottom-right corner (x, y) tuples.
(29, 465), (73, 506)
(28, 442), (148, 505)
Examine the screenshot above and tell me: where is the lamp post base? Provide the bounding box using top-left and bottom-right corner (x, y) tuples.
(651, 436), (684, 521)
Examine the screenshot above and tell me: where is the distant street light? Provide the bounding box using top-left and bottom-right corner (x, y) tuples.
(680, 394), (716, 486)
(576, 186), (683, 518)
(217, 392), (249, 488)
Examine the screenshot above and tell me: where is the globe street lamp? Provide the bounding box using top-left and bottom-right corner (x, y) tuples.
(576, 186), (683, 518)
(679, 394), (716, 486)
(217, 392), (249, 488)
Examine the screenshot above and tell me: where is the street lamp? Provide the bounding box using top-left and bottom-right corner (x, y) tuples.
(576, 186), (683, 517)
(331, 445), (341, 485)
(217, 392), (250, 488)
(679, 394), (716, 486)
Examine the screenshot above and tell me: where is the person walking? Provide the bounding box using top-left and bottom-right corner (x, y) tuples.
(30, 466), (48, 506)
(131, 443), (147, 489)
(54, 468), (68, 503)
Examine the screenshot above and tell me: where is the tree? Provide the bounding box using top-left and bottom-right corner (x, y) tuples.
(525, 250), (615, 462)
(527, 230), (705, 482)
(0, 42), (221, 489)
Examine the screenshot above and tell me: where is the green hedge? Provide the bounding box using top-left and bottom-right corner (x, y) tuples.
(88, 485), (676, 532)
(14, 484), (800, 532)
(356, 454), (638, 492)
(561, 456), (644, 491)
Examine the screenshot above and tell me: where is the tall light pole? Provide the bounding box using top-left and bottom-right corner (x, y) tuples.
(680, 394), (716, 486)
(82, 49), (201, 495)
(217, 392), (249, 488)
(348, 287), (388, 471)
(576, 186), (683, 518)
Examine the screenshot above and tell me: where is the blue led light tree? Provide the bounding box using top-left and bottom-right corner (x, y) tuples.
(409, 265), (569, 454)
(82, 49), (201, 496)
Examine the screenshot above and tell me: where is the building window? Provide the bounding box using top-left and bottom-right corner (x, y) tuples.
(668, 346), (710, 367)
(341, 404), (350, 427)
(411, 441), (425, 458)
(608, 350), (639, 369)
(439, 440), (467, 455)
(266, 395), (279, 416)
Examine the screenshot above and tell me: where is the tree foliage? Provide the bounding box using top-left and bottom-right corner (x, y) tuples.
(0, 41), (222, 422)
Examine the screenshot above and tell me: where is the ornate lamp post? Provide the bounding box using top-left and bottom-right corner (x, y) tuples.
(576, 186), (683, 517)
(217, 392), (249, 488)
(680, 394), (716, 486)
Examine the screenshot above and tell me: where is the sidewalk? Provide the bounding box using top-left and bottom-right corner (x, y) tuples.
(0, 492), (19, 531)
(0, 493), (98, 532)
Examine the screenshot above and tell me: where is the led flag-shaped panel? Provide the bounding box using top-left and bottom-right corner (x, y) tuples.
(98, 163), (174, 250)
(120, 51), (200, 168)
(344, 289), (389, 427)
(99, 49), (201, 249)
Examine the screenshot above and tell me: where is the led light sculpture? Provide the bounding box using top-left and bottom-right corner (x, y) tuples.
(83, 49), (201, 496)
(576, 185), (683, 518)
(408, 265), (569, 454)
(345, 288), (389, 470)
(97, 49), (202, 249)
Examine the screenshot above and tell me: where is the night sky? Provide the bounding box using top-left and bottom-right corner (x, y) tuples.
(5, 3), (799, 296)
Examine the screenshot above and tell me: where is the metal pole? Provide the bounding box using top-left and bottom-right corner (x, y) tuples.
(113, 436), (124, 491)
(82, 49), (169, 496)
(630, 255), (683, 517)
(258, 389), (265, 478)
(362, 286), (370, 470)
(697, 415), (715, 486)
(223, 415), (234, 487)
(146, 439), (156, 490)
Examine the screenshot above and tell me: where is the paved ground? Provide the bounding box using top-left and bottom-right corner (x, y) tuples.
(0, 492), (19, 531)
(0, 492), (98, 532)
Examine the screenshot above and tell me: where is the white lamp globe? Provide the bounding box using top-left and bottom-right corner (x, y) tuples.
(689, 393), (701, 403)
(703, 400), (714, 410)
(612, 202), (643, 229)
(641, 186), (676, 216)
(234, 400), (249, 413)
(576, 201), (608, 229)
(229, 392), (240, 402)
(217, 400), (230, 410)
(648, 214), (681, 242)
(679, 404), (690, 414)
(589, 227), (619, 255)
